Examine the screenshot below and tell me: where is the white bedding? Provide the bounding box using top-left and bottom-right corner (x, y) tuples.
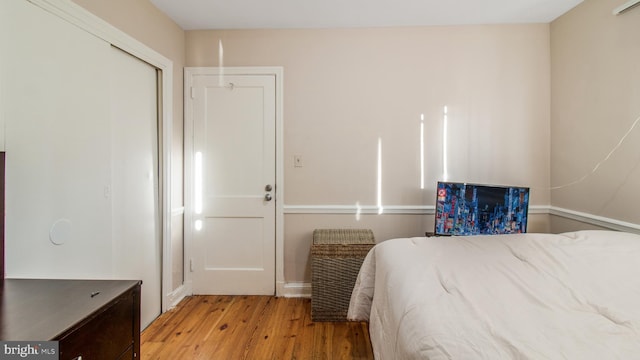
(348, 230), (640, 359)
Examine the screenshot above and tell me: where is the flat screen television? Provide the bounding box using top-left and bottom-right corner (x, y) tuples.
(434, 181), (530, 236)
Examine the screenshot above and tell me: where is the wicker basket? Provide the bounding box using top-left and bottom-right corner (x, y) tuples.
(311, 229), (375, 321)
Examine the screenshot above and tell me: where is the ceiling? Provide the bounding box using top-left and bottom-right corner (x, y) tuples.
(150, 0), (584, 30)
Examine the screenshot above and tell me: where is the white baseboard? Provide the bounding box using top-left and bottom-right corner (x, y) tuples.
(165, 283), (191, 311)
(279, 282), (311, 298)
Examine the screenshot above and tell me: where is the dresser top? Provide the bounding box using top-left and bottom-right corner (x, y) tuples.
(0, 278), (141, 341)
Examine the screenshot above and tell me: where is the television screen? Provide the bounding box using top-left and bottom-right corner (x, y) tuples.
(434, 182), (530, 236)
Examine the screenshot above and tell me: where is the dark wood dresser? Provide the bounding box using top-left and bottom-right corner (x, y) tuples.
(0, 279), (141, 360)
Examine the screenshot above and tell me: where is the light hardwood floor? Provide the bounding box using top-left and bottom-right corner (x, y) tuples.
(141, 295), (374, 359)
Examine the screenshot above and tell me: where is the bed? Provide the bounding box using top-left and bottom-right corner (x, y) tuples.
(347, 230), (640, 359)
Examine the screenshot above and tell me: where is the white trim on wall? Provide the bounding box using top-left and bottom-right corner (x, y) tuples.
(165, 282), (191, 309)
(280, 282), (312, 298)
(284, 204), (433, 214)
(549, 206), (640, 234)
(29, 0), (176, 312)
(284, 204), (632, 233)
(283, 204), (549, 215)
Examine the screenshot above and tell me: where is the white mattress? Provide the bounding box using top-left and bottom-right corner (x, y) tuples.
(348, 230), (640, 359)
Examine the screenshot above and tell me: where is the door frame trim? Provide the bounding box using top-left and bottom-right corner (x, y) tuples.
(184, 67), (284, 296)
(29, 0), (175, 312)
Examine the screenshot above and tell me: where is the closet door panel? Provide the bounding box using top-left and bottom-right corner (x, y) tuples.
(2, 0), (112, 277)
(110, 46), (161, 329)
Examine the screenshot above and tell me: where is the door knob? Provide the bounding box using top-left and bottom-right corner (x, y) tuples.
(264, 194), (273, 201)
(265, 184), (273, 192)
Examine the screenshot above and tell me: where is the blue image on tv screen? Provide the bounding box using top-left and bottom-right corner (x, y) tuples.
(434, 182), (530, 236)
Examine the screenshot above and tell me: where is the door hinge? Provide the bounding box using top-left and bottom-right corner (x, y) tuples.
(190, 258), (194, 272)
(190, 87), (195, 99)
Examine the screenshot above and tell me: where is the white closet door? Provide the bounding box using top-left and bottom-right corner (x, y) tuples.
(2, 0), (112, 277)
(110, 47), (161, 330)
(2, 0), (163, 330)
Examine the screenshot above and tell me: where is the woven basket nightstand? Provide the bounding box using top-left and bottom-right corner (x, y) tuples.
(311, 229), (375, 321)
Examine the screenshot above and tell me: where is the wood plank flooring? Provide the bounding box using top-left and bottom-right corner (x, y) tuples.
(141, 295), (374, 360)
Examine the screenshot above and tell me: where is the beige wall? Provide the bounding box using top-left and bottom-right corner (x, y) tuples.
(187, 26), (550, 206)
(550, 0), (640, 228)
(186, 25), (551, 283)
(72, 0), (186, 290)
(549, 215), (609, 234)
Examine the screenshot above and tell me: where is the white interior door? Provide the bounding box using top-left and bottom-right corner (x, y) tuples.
(191, 73), (276, 295)
(110, 47), (162, 329)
